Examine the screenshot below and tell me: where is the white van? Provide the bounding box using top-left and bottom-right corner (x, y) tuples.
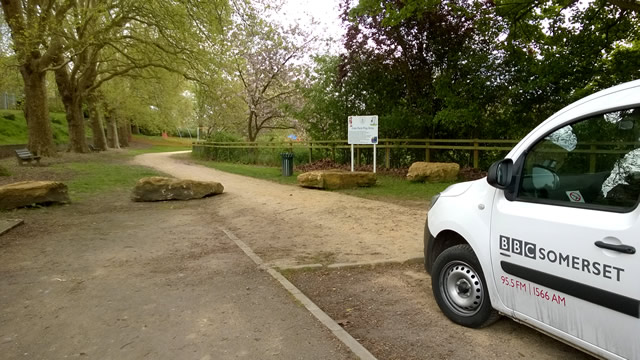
(425, 79), (640, 359)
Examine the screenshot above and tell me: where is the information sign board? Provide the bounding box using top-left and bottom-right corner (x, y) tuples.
(348, 116), (378, 145)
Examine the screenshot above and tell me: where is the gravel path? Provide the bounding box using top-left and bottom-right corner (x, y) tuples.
(134, 152), (427, 268)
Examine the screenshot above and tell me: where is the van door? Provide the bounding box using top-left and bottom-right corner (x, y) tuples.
(490, 108), (640, 359)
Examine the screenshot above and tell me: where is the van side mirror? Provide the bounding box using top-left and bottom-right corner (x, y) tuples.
(487, 159), (514, 189)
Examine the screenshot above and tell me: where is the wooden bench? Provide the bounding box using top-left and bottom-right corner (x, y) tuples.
(15, 148), (41, 165)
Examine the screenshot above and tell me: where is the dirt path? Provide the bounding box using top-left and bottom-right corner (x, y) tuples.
(0, 151), (593, 359)
(134, 152), (427, 268)
(0, 193), (351, 359)
(133, 152), (592, 359)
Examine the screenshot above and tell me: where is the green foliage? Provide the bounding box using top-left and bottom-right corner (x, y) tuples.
(300, 0), (640, 146)
(193, 143), (313, 167)
(206, 131), (244, 142)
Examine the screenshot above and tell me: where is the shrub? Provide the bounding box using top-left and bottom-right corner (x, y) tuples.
(3, 113), (15, 121)
(206, 131), (243, 143)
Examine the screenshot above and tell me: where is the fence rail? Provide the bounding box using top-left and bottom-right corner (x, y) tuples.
(193, 138), (640, 171)
(192, 138), (520, 169)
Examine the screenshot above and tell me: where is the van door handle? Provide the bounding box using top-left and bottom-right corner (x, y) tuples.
(595, 241), (636, 254)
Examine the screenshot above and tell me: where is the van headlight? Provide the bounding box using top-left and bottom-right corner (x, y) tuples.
(429, 193), (440, 210)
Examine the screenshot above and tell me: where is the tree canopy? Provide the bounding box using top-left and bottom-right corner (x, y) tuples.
(0, 0), (638, 155)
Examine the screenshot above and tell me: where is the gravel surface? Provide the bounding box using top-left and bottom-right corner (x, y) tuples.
(286, 263), (592, 360)
(134, 152), (427, 268)
(0, 190), (352, 359)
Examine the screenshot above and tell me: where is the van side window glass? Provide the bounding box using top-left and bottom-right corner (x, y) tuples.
(518, 107), (640, 211)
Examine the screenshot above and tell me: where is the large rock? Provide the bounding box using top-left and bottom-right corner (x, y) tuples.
(407, 162), (460, 182)
(0, 181), (70, 210)
(132, 177), (224, 202)
(297, 170), (376, 190)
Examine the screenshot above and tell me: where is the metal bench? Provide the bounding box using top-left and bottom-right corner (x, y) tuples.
(15, 148), (41, 165)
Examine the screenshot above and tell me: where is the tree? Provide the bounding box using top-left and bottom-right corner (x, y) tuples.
(193, 81), (246, 137)
(229, 0), (308, 142)
(0, 0), (72, 155)
(52, 0), (230, 152)
(300, 0), (640, 144)
(333, 0), (507, 139)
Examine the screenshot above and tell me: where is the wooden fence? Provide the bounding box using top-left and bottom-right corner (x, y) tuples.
(192, 139), (520, 169)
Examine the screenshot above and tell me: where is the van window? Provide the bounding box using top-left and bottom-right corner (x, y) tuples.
(518, 107), (640, 211)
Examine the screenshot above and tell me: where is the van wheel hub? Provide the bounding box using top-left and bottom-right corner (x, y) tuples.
(441, 261), (484, 316)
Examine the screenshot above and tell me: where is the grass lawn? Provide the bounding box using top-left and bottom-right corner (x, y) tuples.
(192, 158), (300, 185)
(0, 151), (164, 206)
(338, 176), (454, 203)
(190, 157), (454, 204)
(127, 135), (192, 156)
(0, 110), (70, 145)
(52, 161), (161, 200)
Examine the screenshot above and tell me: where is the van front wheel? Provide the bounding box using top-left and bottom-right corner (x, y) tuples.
(432, 244), (499, 328)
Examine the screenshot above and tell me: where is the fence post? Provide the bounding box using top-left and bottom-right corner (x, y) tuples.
(473, 140), (479, 169)
(332, 144), (336, 162)
(589, 144), (597, 173)
(309, 141), (313, 163)
(425, 141), (430, 162)
(385, 142), (390, 168)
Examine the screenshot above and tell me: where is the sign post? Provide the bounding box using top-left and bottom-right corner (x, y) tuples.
(348, 115), (379, 173)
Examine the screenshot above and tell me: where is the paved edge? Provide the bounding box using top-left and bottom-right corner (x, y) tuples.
(220, 227), (377, 360)
(0, 219), (24, 236)
(276, 257), (424, 271)
(327, 256), (424, 269)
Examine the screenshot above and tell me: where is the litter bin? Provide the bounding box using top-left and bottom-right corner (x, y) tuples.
(280, 153), (294, 177)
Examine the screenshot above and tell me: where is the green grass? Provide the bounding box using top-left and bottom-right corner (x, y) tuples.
(193, 159), (300, 185)
(126, 145), (191, 156)
(52, 162), (161, 199)
(191, 157), (454, 203)
(125, 134), (193, 156)
(337, 176), (453, 202)
(0, 110), (85, 145)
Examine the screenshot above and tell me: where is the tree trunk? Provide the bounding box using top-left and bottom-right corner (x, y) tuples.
(118, 120), (129, 147)
(87, 93), (107, 150)
(67, 96), (89, 152)
(54, 66), (88, 153)
(20, 68), (56, 156)
(106, 113), (120, 149)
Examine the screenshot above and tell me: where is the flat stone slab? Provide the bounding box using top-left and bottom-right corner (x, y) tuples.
(0, 219), (24, 236)
(0, 181), (70, 210)
(132, 176), (224, 202)
(297, 170), (376, 190)
(407, 162), (460, 182)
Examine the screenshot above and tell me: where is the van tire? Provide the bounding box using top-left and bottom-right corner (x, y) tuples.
(432, 244), (500, 328)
